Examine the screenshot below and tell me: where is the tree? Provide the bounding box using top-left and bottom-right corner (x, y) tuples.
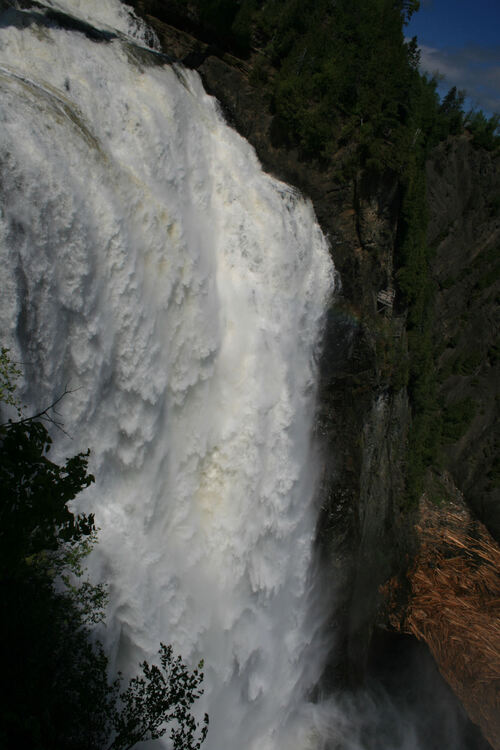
(438, 85), (465, 135)
(0, 418), (96, 574)
(0, 349), (209, 749)
(465, 110), (500, 151)
(399, 0), (420, 24)
(109, 645), (209, 750)
(0, 410), (110, 749)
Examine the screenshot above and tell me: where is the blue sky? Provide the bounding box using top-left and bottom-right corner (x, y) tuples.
(406, 0), (500, 115)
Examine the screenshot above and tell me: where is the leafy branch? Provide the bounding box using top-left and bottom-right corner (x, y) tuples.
(108, 644), (209, 750)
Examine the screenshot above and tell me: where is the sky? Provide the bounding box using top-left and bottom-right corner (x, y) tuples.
(406, 0), (500, 116)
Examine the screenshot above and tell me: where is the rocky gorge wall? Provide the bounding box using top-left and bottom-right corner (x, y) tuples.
(428, 136), (500, 542)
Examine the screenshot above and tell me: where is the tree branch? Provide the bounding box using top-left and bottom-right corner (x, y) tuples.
(0, 384), (81, 437)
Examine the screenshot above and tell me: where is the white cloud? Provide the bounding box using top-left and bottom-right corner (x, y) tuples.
(416, 42), (500, 114)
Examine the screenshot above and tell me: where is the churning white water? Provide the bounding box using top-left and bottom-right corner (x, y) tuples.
(0, 1), (336, 748)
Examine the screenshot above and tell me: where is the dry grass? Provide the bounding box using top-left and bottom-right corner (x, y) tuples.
(383, 494), (500, 749)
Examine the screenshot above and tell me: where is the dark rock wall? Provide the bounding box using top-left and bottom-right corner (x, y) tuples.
(428, 136), (500, 541)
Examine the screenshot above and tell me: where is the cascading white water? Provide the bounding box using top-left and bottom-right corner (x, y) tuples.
(0, 1), (336, 748)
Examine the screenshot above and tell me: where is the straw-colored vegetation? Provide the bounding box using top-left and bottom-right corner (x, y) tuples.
(384, 492), (500, 749)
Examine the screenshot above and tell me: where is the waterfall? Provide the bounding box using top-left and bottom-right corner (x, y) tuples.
(0, 1), (335, 748)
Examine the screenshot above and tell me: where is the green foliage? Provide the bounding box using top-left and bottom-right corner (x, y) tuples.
(488, 343), (500, 366)
(109, 645), (209, 750)
(441, 398), (476, 442)
(192, 0), (422, 165)
(466, 110), (500, 151)
(437, 86), (465, 137)
(393, 138), (442, 504)
(488, 192), (500, 217)
(375, 321), (409, 391)
(0, 419), (96, 572)
(197, 0), (242, 41)
(0, 351), (208, 750)
(487, 453), (500, 489)
(190, 0), (496, 165)
(451, 351), (482, 376)
(424, 470), (454, 507)
(0, 410), (110, 749)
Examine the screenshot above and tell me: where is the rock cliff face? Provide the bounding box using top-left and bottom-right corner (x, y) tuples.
(428, 136), (500, 542)
(126, 0), (498, 706)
